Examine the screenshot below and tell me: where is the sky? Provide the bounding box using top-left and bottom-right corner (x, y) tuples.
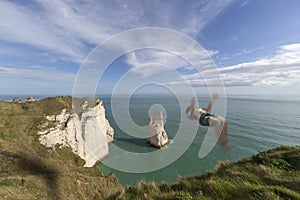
(1, 0), (300, 96)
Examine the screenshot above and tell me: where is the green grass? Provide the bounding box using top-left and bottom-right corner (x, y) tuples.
(116, 146), (300, 200)
(0, 97), (123, 199)
(1, 97), (299, 199)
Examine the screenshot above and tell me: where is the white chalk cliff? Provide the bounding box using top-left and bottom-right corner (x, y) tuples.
(38, 99), (114, 167)
(147, 110), (169, 148)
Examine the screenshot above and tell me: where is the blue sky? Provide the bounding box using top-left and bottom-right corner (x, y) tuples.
(1, 0), (300, 96)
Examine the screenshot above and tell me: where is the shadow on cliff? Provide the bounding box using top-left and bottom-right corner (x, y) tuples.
(0, 150), (60, 199)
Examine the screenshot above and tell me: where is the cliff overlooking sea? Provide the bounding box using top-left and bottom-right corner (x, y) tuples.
(0, 96), (299, 199)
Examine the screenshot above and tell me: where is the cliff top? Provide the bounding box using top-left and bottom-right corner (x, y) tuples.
(0, 96), (121, 199)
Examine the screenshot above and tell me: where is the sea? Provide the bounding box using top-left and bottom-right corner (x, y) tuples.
(99, 95), (300, 186)
(2, 94), (300, 186)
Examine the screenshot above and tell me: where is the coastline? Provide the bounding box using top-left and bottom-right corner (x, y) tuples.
(0, 96), (299, 199)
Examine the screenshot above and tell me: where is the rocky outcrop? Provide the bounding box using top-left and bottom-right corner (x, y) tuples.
(38, 98), (114, 167)
(25, 96), (36, 103)
(147, 110), (169, 148)
(12, 98), (21, 103)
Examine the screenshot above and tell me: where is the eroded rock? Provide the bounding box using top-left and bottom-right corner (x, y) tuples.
(25, 96), (36, 103)
(147, 110), (169, 148)
(38, 98), (114, 167)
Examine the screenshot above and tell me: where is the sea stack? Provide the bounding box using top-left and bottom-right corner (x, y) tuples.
(147, 110), (169, 148)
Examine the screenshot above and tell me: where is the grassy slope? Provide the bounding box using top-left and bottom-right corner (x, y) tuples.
(119, 146), (300, 200)
(0, 97), (299, 200)
(0, 97), (123, 200)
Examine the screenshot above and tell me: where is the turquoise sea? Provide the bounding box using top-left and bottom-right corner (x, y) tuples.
(99, 95), (300, 186)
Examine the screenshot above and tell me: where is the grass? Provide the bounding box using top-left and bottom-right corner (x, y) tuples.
(0, 97), (122, 199)
(0, 97), (299, 199)
(116, 146), (300, 200)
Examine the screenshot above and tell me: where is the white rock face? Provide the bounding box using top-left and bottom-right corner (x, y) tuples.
(147, 110), (169, 148)
(38, 100), (114, 167)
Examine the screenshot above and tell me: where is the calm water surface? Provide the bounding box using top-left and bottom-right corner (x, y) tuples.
(99, 95), (300, 185)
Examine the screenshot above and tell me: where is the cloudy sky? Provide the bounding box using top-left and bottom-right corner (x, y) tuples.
(1, 0), (300, 96)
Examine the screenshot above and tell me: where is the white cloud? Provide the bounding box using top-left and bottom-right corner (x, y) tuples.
(162, 43), (300, 87)
(0, 66), (75, 82)
(0, 0), (233, 63)
(0, 1), (87, 60)
(122, 0), (231, 76)
(0, 0), (234, 89)
(218, 47), (264, 61)
(241, 0), (250, 7)
(127, 50), (190, 77)
(126, 45), (218, 78)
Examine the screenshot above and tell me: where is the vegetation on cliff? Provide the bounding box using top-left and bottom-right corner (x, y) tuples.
(120, 145), (300, 200)
(0, 97), (299, 199)
(0, 97), (122, 199)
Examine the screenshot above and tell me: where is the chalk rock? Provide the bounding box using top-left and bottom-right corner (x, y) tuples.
(12, 98), (21, 103)
(147, 110), (169, 148)
(25, 96), (36, 103)
(38, 98), (114, 167)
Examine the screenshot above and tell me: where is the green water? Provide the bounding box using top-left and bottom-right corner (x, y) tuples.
(99, 95), (300, 185)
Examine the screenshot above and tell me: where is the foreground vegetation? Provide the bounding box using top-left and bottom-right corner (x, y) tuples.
(0, 97), (299, 199)
(120, 145), (300, 200)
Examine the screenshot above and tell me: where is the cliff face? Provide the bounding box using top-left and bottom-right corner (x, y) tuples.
(38, 100), (114, 167)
